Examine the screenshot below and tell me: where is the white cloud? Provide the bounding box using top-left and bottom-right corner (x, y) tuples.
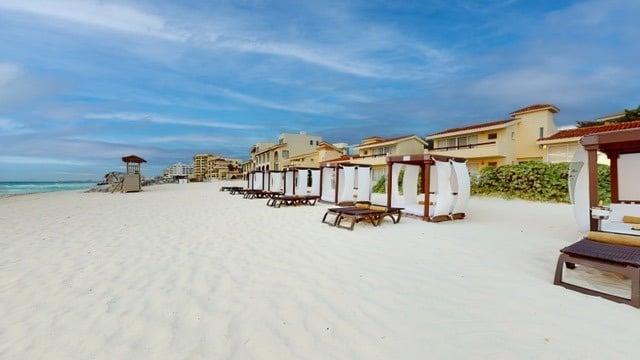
(0, 0), (185, 41)
(206, 86), (341, 115)
(84, 112), (263, 130)
(0, 155), (91, 166)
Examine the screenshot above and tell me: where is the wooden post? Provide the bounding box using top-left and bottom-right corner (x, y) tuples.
(586, 148), (599, 231)
(386, 161), (392, 207)
(423, 161), (431, 221)
(609, 152), (619, 203)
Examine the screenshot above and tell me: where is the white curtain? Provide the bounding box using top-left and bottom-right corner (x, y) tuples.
(402, 165), (419, 205)
(310, 169), (321, 196)
(433, 160), (453, 217)
(451, 160), (470, 215)
(284, 171), (295, 195)
(356, 167), (371, 202)
(338, 166), (355, 203)
(320, 167), (335, 202)
(254, 172), (264, 190)
(296, 170), (308, 195)
(390, 163), (404, 207)
(270, 172), (283, 192)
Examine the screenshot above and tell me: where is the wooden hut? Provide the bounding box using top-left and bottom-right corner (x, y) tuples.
(121, 155), (146, 193)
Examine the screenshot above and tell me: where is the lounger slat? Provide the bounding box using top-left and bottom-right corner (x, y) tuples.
(560, 239), (640, 266)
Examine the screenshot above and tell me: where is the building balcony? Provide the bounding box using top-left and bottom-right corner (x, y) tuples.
(429, 141), (503, 159)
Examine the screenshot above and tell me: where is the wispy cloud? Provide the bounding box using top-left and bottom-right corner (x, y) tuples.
(0, 155), (91, 166)
(84, 112), (263, 130)
(206, 86), (342, 115)
(0, 0), (185, 41)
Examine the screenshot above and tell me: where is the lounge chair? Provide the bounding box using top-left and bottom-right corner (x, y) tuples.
(322, 204), (403, 230)
(266, 194), (320, 208)
(554, 232), (640, 307)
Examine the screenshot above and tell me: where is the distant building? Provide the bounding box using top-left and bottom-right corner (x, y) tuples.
(163, 162), (194, 181)
(244, 131), (323, 178)
(287, 142), (347, 168)
(192, 154), (242, 181)
(320, 134), (429, 182)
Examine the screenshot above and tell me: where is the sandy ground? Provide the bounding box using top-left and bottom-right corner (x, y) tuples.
(2, 180), (640, 359)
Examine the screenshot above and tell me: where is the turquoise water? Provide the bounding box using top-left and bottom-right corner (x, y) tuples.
(0, 181), (96, 196)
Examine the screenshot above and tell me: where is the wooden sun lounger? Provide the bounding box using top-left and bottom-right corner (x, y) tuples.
(220, 186), (244, 192)
(322, 205), (404, 230)
(266, 194), (320, 208)
(229, 188), (248, 195)
(554, 238), (640, 307)
(243, 189), (272, 199)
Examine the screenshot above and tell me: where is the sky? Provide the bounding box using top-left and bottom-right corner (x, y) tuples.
(1, 0), (639, 181)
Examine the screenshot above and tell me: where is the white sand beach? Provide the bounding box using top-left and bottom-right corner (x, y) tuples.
(2, 181), (640, 359)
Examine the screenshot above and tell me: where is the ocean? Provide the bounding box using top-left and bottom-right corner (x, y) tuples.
(0, 181), (96, 196)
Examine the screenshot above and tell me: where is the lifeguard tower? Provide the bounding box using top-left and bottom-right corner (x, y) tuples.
(121, 155), (146, 193)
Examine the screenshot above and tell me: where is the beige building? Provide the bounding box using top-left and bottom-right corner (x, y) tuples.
(246, 132), (323, 176)
(287, 142), (346, 168)
(536, 112), (633, 164)
(192, 153), (242, 181)
(426, 104), (559, 174)
(321, 134), (430, 182)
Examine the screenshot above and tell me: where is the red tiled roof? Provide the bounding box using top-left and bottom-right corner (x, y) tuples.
(539, 121), (640, 141)
(361, 134), (414, 145)
(320, 155), (360, 164)
(428, 119), (514, 137)
(510, 104), (559, 115)
(359, 134), (423, 148)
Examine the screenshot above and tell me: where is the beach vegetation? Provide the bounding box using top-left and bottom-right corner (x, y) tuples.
(471, 161), (611, 203)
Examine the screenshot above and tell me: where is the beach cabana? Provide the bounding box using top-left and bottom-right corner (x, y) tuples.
(280, 167), (321, 195)
(555, 127), (640, 307)
(319, 163), (371, 204)
(248, 170), (266, 190)
(121, 155), (146, 193)
(268, 170), (285, 193)
(385, 154), (469, 222)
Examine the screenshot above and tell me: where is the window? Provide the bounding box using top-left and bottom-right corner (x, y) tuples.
(488, 161), (498, 167)
(539, 127), (544, 138)
(488, 133), (497, 140)
(282, 150), (289, 158)
(316, 140), (319, 145)
(511, 132), (515, 140)
(310, 140), (313, 145)
(447, 138), (456, 148)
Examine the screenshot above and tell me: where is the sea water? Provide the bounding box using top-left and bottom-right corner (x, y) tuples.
(0, 181), (96, 196)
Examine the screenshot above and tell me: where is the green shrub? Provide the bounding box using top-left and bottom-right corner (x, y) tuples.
(471, 161), (611, 203)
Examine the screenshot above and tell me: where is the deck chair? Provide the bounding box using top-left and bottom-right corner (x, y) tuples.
(554, 231), (640, 307)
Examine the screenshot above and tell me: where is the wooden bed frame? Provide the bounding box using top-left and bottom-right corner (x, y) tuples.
(554, 238), (640, 307)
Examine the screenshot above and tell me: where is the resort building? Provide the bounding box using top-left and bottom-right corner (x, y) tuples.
(163, 162), (194, 181)
(425, 104), (560, 174)
(320, 134), (430, 183)
(536, 112), (639, 164)
(287, 142), (347, 168)
(247, 131), (323, 174)
(192, 154), (242, 181)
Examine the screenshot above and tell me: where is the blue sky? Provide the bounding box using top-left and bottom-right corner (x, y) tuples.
(1, 0), (639, 181)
